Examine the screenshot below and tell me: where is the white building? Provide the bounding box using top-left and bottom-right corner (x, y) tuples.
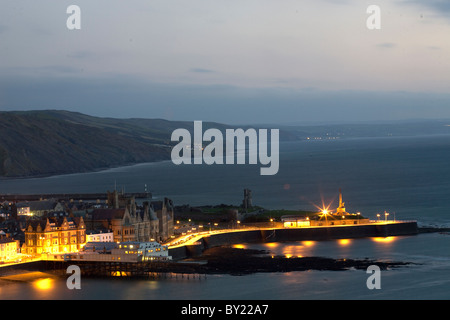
(86, 230), (114, 242)
(63, 241), (171, 262)
(113, 241), (172, 261)
(281, 215), (311, 228)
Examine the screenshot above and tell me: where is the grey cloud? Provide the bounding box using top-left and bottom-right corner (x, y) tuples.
(190, 68), (216, 73)
(3, 65), (84, 76)
(41, 65), (84, 74)
(66, 51), (96, 60)
(1, 74), (450, 125)
(0, 24), (8, 34)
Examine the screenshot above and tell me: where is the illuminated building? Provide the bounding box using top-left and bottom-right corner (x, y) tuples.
(23, 216), (86, 256)
(86, 230), (114, 242)
(281, 216), (310, 228)
(16, 200), (65, 217)
(114, 241), (172, 261)
(65, 240), (171, 262)
(0, 239), (20, 262)
(17, 206), (31, 216)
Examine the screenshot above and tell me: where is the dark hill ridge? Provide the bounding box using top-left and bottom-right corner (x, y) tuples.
(0, 110), (180, 177)
(0, 110), (297, 178)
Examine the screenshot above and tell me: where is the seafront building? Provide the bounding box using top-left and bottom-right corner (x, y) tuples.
(15, 191), (175, 260)
(113, 241), (172, 261)
(0, 239), (20, 262)
(61, 240), (172, 262)
(22, 216), (86, 256)
(87, 192), (174, 243)
(86, 230), (114, 242)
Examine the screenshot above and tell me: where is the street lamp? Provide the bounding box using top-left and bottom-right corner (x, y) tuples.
(321, 209), (329, 225)
(385, 211), (389, 223)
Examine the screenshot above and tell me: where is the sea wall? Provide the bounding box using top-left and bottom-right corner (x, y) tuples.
(169, 221), (418, 260)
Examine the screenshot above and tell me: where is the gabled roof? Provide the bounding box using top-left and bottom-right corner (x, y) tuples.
(27, 219), (47, 232)
(26, 216), (85, 232)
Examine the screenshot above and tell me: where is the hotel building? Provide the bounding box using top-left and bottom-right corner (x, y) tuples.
(22, 216), (86, 256)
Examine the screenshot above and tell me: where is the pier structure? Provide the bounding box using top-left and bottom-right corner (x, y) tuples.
(167, 220), (418, 260)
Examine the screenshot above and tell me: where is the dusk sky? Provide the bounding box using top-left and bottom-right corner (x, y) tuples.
(1, 0), (449, 124)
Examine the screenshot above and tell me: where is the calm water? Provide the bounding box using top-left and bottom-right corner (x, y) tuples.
(1, 134), (450, 299)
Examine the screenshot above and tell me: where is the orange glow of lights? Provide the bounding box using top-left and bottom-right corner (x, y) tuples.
(312, 196), (334, 215)
(112, 271), (130, 277)
(338, 239), (351, 246)
(302, 241), (315, 247)
(285, 254), (292, 258)
(372, 236), (396, 243)
(232, 244), (246, 249)
(33, 278), (54, 291)
(265, 242), (279, 248)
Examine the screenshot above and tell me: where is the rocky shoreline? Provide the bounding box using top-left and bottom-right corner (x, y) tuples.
(172, 247), (413, 276)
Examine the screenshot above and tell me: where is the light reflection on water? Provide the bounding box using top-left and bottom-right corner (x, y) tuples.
(246, 236), (400, 260)
(33, 278), (55, 291)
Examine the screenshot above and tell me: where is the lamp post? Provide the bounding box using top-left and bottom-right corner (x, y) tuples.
(385, 211), (389, 223)
(322, 209), (329, 226)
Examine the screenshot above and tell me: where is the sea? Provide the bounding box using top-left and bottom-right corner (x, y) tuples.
(1, 134), (450, 300)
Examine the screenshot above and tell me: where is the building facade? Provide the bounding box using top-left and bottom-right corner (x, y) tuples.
(23, 216), (86, 256)
(87, 194), (174, 243)
(86, 230), (114, 242)
(114, 241), (172, 261)
(0, 239), (20, 262)
(151, 198), (174, 242)
(16, 200), (65, 217)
